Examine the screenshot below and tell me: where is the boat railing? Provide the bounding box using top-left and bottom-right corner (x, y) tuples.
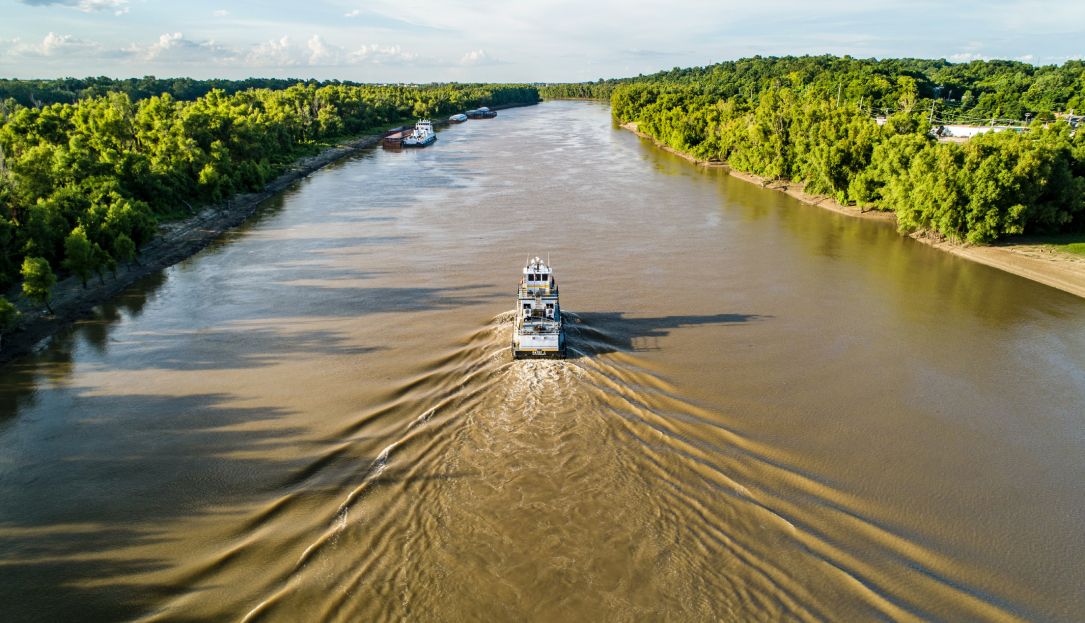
(518, 284), (558, 295)
(519, 321), (561, 333)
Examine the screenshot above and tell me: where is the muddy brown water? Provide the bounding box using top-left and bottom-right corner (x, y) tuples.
(2, 101), (1084, 622)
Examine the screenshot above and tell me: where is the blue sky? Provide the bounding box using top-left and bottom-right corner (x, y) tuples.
(2, 0), (1083, 81)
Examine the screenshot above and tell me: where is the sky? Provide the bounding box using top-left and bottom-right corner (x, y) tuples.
(2, 0), (1084, 82)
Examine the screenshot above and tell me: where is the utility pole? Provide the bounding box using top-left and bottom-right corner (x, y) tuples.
(929, 100), (935, 124)
(836, 83), (842, 107)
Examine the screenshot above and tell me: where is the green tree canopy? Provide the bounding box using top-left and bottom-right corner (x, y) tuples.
(62, 226), (95, 288)
(21, 256), (56, 313)
(0, 81), (540, 289)
(595, 55), (1085, 243)
(0, 296), (19, 350)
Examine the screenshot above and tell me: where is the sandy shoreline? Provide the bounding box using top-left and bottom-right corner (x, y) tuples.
(620, 121), (1085, 300)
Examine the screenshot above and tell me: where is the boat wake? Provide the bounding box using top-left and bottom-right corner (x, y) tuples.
(141, 310), (1025, 623)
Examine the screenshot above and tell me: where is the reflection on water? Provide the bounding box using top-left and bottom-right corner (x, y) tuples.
(1, 101), (1084, 622)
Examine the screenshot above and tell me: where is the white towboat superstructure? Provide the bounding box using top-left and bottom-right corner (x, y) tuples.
(402, 119), (436, 147)
(513, 257), (566, 359)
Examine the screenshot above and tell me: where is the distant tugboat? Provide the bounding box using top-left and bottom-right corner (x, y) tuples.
(402, 119), (436, 147)
(512, 257), (566, 359)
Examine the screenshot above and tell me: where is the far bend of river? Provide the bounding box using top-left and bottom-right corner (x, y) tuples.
(2, 101), (1085, 622)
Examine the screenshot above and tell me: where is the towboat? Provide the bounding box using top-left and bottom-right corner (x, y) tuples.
(512, 257), (566, 359)
(449, 113), (468, 123)
(402, 119), (437, 147)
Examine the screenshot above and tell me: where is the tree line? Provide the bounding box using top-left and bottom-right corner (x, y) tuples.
(549, 55), (1085, 244)
(549, 55), (1085, 121)
(540, 81), (619, 100)
(0, 76), (368, 107)
(0, 82), (539, 330)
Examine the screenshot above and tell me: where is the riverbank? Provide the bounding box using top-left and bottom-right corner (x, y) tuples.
(0, 100), (540, 365)
(0, 133), (384, 364)
(620, 121), (1085, 300)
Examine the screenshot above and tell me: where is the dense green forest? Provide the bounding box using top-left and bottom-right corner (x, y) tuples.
(548, 55), (1085, 243)
(0, 82), (539, 297)
(545, 55), (1085, 122)
(539, 82), (620, 100)
(0, 76), (363, 107)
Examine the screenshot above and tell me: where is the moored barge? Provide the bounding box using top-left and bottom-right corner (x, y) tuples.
(466, 107), (497, 119)
(382, 126), (410, 149)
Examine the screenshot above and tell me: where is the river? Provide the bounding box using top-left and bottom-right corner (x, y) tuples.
(2, 100), (1084, 622)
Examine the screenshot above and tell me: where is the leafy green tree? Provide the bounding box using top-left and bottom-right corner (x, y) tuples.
(896, 76), (918, 114)
(114, 233), (136, 266)
(0, 215), (18, 285)
(21, 256), (56, 313)
(0, 296), (19, 350)
(601, 54), (1085, 243)
(0, 81), (539, 289)
(62, 226), (95, 288)
(92, 242), (109, 284)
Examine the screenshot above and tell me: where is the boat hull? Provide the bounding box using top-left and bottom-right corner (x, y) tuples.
(402, 135), (436, 147)
(512, 347), (566, 359)
(512, 331), (566, 359)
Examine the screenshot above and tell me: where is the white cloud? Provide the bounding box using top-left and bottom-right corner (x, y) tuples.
(246, 35), (342, 67)
(246, 36), (311, 66)
(7, 0), (1081, 80)
(43, 32), (100, 55)
(460, 49), (495, 65)
(0, 32), (101, 60)
(349, 44), (422, 65)
(949, 52), (990, 63)
(0, 31), (441, 72)
(78, 0), (127, 13)
(306, 35), (339, 65)
(121, 32), (237, 64)
(244, 35), (428, 67)
(19, 0), (129, 15)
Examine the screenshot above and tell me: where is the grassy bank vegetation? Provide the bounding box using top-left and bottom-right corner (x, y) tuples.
(0, 82), (539, 302)
(549, 55), (1085, 244)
